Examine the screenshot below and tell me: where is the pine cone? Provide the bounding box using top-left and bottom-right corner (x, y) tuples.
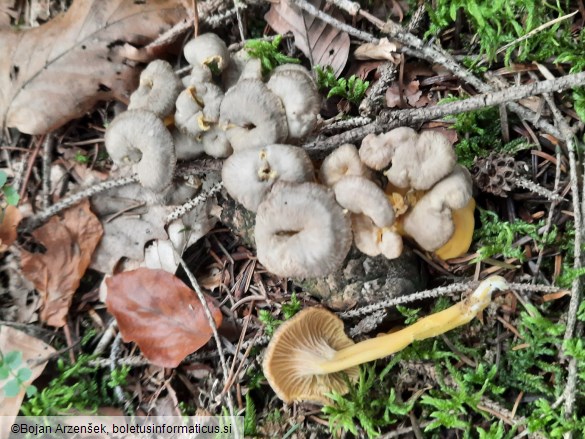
(472, 153), (520, 197)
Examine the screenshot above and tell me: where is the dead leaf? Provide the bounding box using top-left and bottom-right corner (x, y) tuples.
(385, 80), (422, 108)
(265, 0), (350, 76)
(354, 38), (401, 63)
(0, 326), (56, 438)
(0, 205), (22, 252)
(20, 199), (103, 327)
(106, 268), (223, 368)
(0, 0), (188, 134)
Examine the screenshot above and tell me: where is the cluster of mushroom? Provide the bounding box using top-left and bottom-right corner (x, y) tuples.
(263, 275), (509, 404)
(103, 33), (321, 195)
(223, 126), (475, 280)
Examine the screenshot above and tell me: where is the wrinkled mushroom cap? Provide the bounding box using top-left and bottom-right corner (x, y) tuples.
(351, 214), (403, 259)
(263, 307), (359, 404)
(319, 143), (370, 186)
(359, 127), (417, 171)
(334, 176), (395, 228)
(385, 129), (456, 190)
(181, 64), (213, 88)
(128, 60), (182, 118)
(219, 79), (288, 151)
(221, 49), (263, 89)
(105, 110), (176, 191)
(267, 65), (321, 141)
(221, 144), (314, 211)
(175, 83), (224, 138)
(403, 165), (473, 251)
(202, 126), (233, 158)
(183, 33), (229, 72)
(255, 182), (352, 278)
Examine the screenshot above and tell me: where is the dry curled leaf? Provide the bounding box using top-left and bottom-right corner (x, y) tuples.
(265, 0), (350, 76)
(0, 326), (56, 438)
(0, 0), (188, 134)
(0, 205), (22, 252)
(20, 199), (103, 327)
(106, 268), (222, 368)
(354, 38), (401, 63)
(385, 80), (423, 108)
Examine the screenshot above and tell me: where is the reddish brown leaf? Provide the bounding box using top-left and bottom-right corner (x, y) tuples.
(265, 0), (350, 76)
(0, 205), (22, 252)
(20, 199), (103, 327)
(0, 0), (188, 134)
(106, 268), (223, 368)
(385, 80), (422, 108)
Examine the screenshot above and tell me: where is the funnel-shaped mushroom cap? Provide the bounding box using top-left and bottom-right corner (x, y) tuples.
(351, 213), (403, 259)
(359, 127), (417, 171)
(263, 307), (359, 404)
(182, 64), (213, 88)
(267, 65), (321, 141)
(334, 176), (395, 228)
(105, 110), (176, 192)
(128, 60), (183, 117)
(219, 79), (288, 151)
(202, 126), (233, 158)
(385, 130), (456, 190)
(222, 144), (314, 212)
(319, 143), (370, 186)
(172, 127), (205, 161)
(403, 165), (473, 251)
(184, 33), (229, 72)
(255, 182), (352, 278)
(222, 49), (262, 89)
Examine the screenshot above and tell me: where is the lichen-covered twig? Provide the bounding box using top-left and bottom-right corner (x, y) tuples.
(165, 181), (223, 224)
(512, 176), (565, 202)
(41, 134), (54, 210)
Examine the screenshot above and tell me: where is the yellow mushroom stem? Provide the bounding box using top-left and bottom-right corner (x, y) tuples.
(313, 276), (507, 374)
(435, 197), (476, 260)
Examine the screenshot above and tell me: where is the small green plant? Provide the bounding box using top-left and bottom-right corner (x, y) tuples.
(473, 209), (556, 262)
(258, 293), (303, 335)
(0, 170), (19, 207)
(396, 305), (420, 324)
(243, 393), (257, 436)
(0, 350), (37, 398)
(21, 354), (126, 416)
(314, 65), (369, 105)
(244, 35), (300, 75)
(74, 151), (90, 164)
(323, 364), (413, 438)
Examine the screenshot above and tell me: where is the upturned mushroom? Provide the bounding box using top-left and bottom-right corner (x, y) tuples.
(359, 127), (418, 171)
(183, 33), (230, 73)
(221, 144), (314, 212)
(105, 110), (175, 192)
(319, 143), (370, 187)
(266, 64), (321, 141)
(219, 79), (288, 151)
(255, 182), (352, 278)
(402, 165), (473, 252)
(263, 275), (508, 404)
(128, 60), (183, 118)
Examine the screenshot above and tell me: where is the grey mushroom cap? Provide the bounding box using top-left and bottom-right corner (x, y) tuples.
(128, 60), (183, 118)
(359, 127), (417, 171)
(334, 176), (395, 228)
(222, 49), (261, 89)
(385, 130), (456, 190)
(183, 33), (229, 72)
(403, 165), (473, 251)
(319, 143), (370, 186)
(105, 110), (176, 192)
(255, 182), (352, 278)
(175, 83), (224, 138)
(202, 127), (233, 158)
(181, 64), (213, 88)
(267, 65), (321, 141)
(172, 127), (205, 161)
(219, 79), (288, 151)
(221, 144), (314, 211)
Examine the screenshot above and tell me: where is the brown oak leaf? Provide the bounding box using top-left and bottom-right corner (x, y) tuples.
(20, 199), (103, 327)
(106, 268), (223, 368)
(0, 204), (22, 252)
(265, 0), (350, 76)
(0, 0), (188, 134)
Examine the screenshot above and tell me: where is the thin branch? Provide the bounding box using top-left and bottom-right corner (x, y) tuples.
(304, 71), (585, 156)
(165, 181), (223, 224)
